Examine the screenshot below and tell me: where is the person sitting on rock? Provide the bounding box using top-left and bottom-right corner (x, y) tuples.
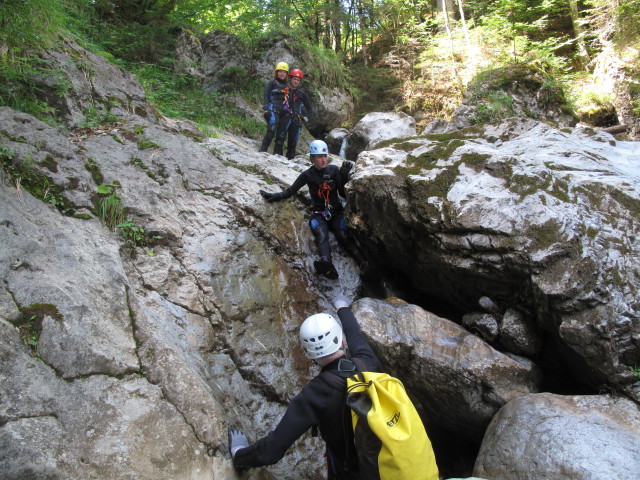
(259, 139), (371, 279)
(277, 68), (312, 160)
(228, 294), (380, 478)
(259, 61), (289, 154)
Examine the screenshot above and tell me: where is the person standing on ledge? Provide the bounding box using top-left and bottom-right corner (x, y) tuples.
(259, 62), (289, 154)
(277, 68), (312, 159)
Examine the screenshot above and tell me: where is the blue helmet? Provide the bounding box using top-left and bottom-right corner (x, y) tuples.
(309, 140), (328, 155)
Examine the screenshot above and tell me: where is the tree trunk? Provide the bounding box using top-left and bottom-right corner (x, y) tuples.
(436, 0), (456, 16)
(441, 0), (463, 92)
(332, 0), (342, 52)
(568, 0), (590, 69)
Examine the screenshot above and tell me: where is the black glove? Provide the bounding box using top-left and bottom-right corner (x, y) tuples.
(228, 427), (249, 458)
(259, 190), (282, 203)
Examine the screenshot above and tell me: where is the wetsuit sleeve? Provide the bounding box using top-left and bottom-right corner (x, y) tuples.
(301, 90), (312, 116)
(263, 80), (273, 111)
(232, 384), (322, 469)
(338, 307), (380, 371)
(279, 170), (309, 200)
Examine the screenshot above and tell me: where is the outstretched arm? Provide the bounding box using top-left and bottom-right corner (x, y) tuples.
(259, 170), (308, 203)
(333, 295), (380, 370)
(231, 384), (322, 469)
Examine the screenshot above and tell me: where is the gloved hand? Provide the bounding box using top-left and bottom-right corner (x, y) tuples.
(260, 190), (282, 203)
(228, 427), (249, 458)
(302, 116), (308, 123)
(333, 294), (350, 311)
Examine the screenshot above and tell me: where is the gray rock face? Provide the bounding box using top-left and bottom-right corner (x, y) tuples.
(344, 111), (417, 160)
(351, 298), (541, 442)
(174, 29), (204, 81)
(200, 30), (254, 91)
(32, 38), (153, 128)
(474, 393), (640, 480)
(346, 117), (640, 400)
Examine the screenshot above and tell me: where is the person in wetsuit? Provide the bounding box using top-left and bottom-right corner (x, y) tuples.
(259, 61), (289, 154)
(228, 294), (380, 479)
(276, 68), (312, 160)
(259, 139), (370, 279)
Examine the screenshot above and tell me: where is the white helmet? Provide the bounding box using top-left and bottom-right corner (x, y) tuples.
(299, 313), (343, 360)
(309, 140), (328, 156)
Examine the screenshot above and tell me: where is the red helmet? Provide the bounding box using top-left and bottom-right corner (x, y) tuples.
(289, 68), (304, 79)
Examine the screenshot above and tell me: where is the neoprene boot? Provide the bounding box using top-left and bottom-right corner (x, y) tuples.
(314, 256), (338, 280)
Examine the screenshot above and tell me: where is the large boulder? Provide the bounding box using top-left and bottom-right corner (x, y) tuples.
(352, 298), (541, 443)
(474, 393), (640, 480)
(344, 111), (416, 160)
(346, 117), (640, 400)
(308, 87), (354, 137)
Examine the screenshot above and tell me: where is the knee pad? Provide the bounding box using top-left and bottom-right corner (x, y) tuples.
(309, 218), (329, 244)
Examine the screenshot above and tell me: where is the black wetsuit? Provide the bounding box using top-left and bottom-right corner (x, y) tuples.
(278, 164), (365, 264)
(232, 307), (380, 479)
(276, 86), (312, 159)
(259, 78), (288, 153)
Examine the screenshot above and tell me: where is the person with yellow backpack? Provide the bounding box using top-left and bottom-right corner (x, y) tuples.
(228, 294), (440, 479)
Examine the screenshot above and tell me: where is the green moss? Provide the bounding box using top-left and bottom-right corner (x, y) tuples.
(527, 218), (563, 251)
(548, 177), (570, 203)
(181, 129), (206, 143)
(137, 139), (161, 150)
(85, 158), (104, 186)
(111, 134), (125, 144)
(610, 189), (640, 216)
(508, 173), (549, 197)
(397, 139), (465, 176)
(13, 303), (63, 357)
(460, 152), (491, 173)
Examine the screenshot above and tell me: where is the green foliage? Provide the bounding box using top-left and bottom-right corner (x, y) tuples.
(0, 0), (68, 49)
(129, 61), (263, 137)
(469, 90), (516, 124)
(116, 219), (146, 248)
(0, 51), (59, 123)
(97, 184), (127, 230)
(96, 183), (148, 247)
(630, 365), (640, 378)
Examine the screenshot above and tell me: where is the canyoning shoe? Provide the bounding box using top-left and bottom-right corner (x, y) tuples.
(314, 258), (339, 280)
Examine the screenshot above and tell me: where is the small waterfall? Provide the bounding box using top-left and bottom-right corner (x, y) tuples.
(339, 137), (348, 159)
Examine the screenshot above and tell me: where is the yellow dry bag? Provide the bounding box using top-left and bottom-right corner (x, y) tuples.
(346, 371), (439, 480)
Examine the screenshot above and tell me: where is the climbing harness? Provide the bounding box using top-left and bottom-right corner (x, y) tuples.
(282, 87), (292, 114)
(315, 180), (333, 220)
